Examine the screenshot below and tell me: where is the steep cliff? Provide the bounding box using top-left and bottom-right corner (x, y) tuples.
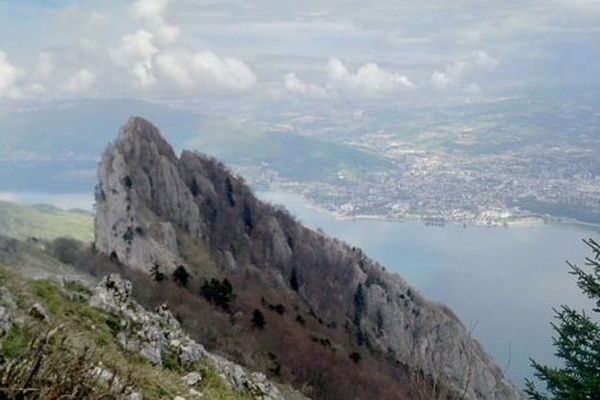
(95, 117), (521, 400)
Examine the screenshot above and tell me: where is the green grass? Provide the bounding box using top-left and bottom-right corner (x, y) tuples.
(0, 325), (31, 359)
(0, 200), (93, 242)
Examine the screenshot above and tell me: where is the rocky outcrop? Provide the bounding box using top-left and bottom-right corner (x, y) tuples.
(95, 118), (197, 272)
(89, 274), (294, 400)
(95, 117), (521, 399)
(89, 274), (208, 366)
(0, 287), (17, 336)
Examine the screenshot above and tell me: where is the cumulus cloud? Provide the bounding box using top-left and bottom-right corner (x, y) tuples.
(431, 51), (497, 90)
(284, 57), (414, 98)
(0, 51), (25, 99)
(130, 0), (180, 44)
(110, 30), (158, 87)
(105, 0), (257, 92)
(284, 73), (328, 98)
(155, 51), (257, 91)
(0, 0), (257, 100)
(327, 58), (414, 93)
(64, 69), (96, 92)
(110, 30), (158, 66)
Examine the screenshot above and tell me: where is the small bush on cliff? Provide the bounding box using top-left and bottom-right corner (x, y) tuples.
(251, 309), (265, 329)
(200, 278), (234, 311)
(526, 239), (600, 399)
(150, 264), (165, 282)
(172, 265), (190, 287)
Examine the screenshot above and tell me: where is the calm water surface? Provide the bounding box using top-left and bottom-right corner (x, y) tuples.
(259, 191), (595, 388)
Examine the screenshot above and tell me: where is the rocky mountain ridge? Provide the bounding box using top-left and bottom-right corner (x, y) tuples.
(95, 117), (521, 400)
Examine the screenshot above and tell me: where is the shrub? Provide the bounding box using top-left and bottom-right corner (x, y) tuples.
(105, 316), (122, 333)
(251, 309), (265, 329)
(349, 352), (362, 364)
(150, 264), (165, 282)
(47, 237), (85, 265)
(268, 303), (286, 315)
(172, 266), (190, 287)
(123, 175), (133, 189)
(290, 268), (300, 291)
(200, 278), (234, 312)
(123, 227), (135, 245)
(296, 315), (306, 326)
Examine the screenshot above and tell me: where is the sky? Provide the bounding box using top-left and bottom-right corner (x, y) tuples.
(1, 0), (599, 106)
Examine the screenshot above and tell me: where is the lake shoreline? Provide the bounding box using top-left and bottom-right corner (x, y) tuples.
(260, 189), (600, 233)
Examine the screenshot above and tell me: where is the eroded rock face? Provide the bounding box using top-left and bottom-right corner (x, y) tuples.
(89, 274), (290, 400)
(0, 287), (16, 335)
(95, 117), (199, 273)
(90, 274), (207, 366)
(94, 117), (520, 400)
(207, 354), (286, 400)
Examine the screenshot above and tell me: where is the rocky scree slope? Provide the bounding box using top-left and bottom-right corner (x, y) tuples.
(95, 117), (521, 400)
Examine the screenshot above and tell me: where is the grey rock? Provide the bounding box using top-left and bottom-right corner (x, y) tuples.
(0, 305), (12, 336)
(29, 303), (50, 321)
(182, 372), (203, 386)
(127, 392), (143, 400)
(208, 354), (286, 400)
(0, 287), (16, 335)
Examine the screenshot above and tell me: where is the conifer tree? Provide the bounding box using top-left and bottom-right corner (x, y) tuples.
(526, 239), (600, 399)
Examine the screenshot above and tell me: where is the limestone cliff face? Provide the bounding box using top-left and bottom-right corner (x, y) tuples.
(95, 117), (201, 271)
(95, 117), (521, 400)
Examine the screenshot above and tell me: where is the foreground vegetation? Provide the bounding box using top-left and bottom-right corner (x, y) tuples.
(0, 268), (254, 400)
(526, 239), (600, 399)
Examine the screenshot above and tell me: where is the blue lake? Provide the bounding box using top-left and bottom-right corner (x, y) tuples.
(259, 191), (595, 389)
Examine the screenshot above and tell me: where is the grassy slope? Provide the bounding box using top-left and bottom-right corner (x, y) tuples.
(0, 200), (93, 243)
(0, 267), (252, 400)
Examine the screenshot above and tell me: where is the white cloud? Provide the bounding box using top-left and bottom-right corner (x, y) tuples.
(64, 69), (96, 92)
(131, 60), (157, 87)
(105, 1), (256, 92)
(110, 30), (158, 66)
(155, 51), (257, 91)
(431, 70), (453, 90)
(327, 58), (415, 93)
(110, 30), (159, 87)
(284, 57), (414, 98)
(431, 51), (498, 90)
(284, 73), (328, 98)
(0, 51), (25, 99)
(131, 0), (180, 44)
